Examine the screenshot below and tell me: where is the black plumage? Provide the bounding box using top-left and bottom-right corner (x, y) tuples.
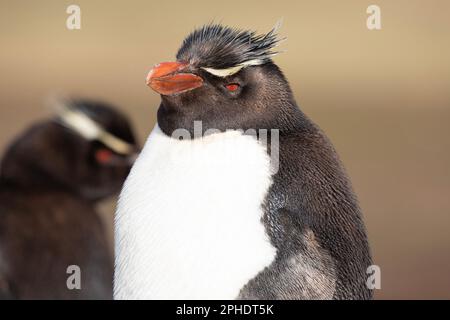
(0, 100), (138, 299)
(176, 24), (282, 69)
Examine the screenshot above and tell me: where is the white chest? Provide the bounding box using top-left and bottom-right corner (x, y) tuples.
(114, 125), (276, 300)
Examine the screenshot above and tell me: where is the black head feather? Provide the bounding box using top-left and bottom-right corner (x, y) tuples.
(176, 24), (282, 69)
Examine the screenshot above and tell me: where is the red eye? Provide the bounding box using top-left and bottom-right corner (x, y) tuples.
(225, 83), (240, 92)
(95, 149), (113, 164)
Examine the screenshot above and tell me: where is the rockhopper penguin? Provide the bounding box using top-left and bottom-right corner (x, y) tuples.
(114, 24), (373, 299)
(0, 99), (138, 299)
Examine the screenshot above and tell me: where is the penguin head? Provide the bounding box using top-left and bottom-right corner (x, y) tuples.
(147, 24), (301, 136)
(0, 100), (139, 202)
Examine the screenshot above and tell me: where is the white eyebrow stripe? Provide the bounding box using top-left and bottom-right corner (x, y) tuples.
(201, 59), (265, 78)
(202, 65), (244, 77)
(57, 105), (135, 155)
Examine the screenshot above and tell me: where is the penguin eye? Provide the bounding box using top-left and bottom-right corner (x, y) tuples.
(95, 148), (113, 164)
(225, 83), (240, 92)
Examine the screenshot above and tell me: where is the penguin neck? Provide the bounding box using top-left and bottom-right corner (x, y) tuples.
(157, 99), (315, 139)
(0, 156), (77, 197)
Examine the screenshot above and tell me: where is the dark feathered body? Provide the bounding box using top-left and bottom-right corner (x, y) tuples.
(239, 116), (372, 299)
(0, 187), (112, 299)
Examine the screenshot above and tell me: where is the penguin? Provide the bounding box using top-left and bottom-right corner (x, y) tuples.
(114, 24), (373, 300)
(0, 99), (139, 299)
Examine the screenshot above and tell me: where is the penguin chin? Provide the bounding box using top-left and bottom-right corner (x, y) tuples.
(78, 186), (117, 202)
(78, 168), (132, 202)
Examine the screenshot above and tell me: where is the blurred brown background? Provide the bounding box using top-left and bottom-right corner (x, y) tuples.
(0, 0), (449, 299)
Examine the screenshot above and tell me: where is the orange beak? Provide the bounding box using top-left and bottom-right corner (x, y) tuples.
(146, 61), (203, 95)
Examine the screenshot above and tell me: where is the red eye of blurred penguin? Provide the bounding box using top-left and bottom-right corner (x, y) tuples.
(115, 24), (372, 300)
(0, 99), (139, 299)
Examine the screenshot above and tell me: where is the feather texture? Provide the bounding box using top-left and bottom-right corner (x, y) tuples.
(176, 23), (284, 70)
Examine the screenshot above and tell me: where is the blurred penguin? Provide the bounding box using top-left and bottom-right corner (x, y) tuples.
(0, 99), (139, 299)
